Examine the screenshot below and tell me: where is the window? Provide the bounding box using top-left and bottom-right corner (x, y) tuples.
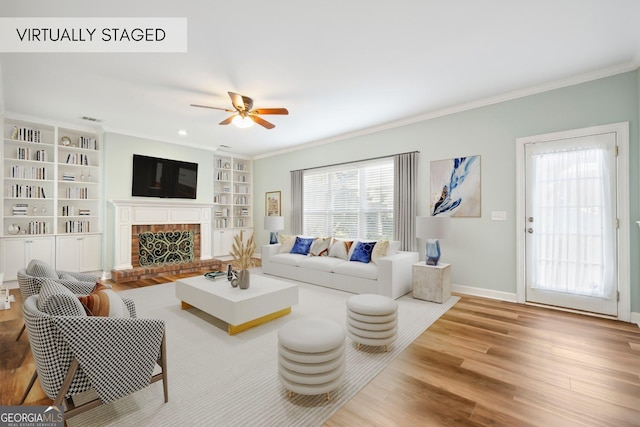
(303, 159), (394, 239)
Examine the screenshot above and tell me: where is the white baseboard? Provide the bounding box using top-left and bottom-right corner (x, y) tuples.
(631, 312), (640, 328)
(451, 284), (517, 302)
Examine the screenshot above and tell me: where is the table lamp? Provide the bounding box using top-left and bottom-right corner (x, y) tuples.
(264, 216), (285, 244)
(416, 216), (450, 265)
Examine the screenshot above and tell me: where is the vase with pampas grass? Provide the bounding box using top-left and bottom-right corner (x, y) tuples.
(229, 230), (256, 289)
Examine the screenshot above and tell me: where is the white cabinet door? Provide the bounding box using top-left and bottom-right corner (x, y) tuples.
(80, 234), (102, 271)
(56, 234), (102, 272)
(1, 237), (55, 281)
(213, 230), (234, 257)
(2, 239), (27, 281)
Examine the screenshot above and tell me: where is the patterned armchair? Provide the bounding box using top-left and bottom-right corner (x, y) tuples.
(16, 259), (100, 342)
(21, 280), (168, 419)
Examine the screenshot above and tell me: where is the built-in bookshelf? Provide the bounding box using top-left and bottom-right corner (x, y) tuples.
(3, 119), (56, 236)
(213, 154), (252, 229)
(2, 118), (102, 237)
(56, 127), (100, 236)
(213, 154), (252, 256)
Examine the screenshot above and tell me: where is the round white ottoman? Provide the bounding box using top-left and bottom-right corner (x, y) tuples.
(346, 294), (398, 351)
(278, 318), (346, 401)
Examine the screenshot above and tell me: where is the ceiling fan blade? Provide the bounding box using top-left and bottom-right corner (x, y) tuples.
(251, 108), (289, 115)
(228, 91), (253, 112)
(249, 115), (275, 129)
(190, 104), (235, 112)
(219, 115), (236, 125)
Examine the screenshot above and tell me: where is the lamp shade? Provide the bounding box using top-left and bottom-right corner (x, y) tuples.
(264, 215), (284, 231)
(416, 216), (450, 239)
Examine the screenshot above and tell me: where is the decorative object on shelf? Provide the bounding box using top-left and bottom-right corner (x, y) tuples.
(41, 205), (46, 214)
(60, 136), (71, 146)
(264, 215), (284, 244)
(229, 230), (256, 289)
(430, 155), (481, 217)
(266, 191), (281, 216)
(416, 216), (450, 265)
(7, 224), (20, 235)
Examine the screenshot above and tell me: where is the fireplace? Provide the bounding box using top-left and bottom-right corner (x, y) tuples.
(110, 200), (221, 282)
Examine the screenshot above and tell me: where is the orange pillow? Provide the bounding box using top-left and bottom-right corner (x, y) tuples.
(78, 283), (130, 317)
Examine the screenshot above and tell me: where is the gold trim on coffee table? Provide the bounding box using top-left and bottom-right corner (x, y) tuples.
(228, 307), (291, 335)
(180, 301), (291, 335)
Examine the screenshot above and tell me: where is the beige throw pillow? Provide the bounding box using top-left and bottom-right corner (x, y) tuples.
(371, 240), (390, 264)
(279, 234), (296, 253)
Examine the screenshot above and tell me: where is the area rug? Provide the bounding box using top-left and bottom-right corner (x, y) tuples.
(68, 273), (459, 427)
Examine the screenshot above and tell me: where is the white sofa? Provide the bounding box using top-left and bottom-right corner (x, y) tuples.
(261, 243), (419, 299)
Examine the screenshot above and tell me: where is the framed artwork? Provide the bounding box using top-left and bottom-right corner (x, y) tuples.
(430, 155), (481, 217)
(265, 191), (281, 216)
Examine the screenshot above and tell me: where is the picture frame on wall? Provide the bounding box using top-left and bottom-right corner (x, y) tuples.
(265, 191), (281, 216)
(430, 155), (481, 217)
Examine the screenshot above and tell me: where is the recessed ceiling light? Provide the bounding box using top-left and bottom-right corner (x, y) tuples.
(178, 129), (188, 136)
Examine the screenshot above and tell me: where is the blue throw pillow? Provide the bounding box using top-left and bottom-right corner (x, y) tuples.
(350, 241), (376, 263)
(290, 237), (314, 255)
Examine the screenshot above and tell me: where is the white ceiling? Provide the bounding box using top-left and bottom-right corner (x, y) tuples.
(1, 1), (640, 158)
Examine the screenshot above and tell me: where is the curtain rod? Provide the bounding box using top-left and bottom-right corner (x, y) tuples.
(292, 150), (420, 172)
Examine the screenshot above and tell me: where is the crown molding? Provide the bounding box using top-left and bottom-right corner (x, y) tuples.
(254, 62), (639, 160)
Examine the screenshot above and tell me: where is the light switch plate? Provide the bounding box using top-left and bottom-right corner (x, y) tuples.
(491, 211), (507, 221)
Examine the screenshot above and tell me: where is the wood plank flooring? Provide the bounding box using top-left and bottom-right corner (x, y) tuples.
(2, 273), (639, 426)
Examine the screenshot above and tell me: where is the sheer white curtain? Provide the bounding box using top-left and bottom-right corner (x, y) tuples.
(530, 146), (614, 297)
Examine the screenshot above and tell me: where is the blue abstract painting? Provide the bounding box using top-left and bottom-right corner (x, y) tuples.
(430, 155), (481, 217)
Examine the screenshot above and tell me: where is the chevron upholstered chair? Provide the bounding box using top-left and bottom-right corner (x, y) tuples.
(21, 279), (168, 418)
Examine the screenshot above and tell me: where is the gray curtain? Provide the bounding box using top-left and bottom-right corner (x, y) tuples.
(290, 169), (304, 235)
(393, 152), (417, 251)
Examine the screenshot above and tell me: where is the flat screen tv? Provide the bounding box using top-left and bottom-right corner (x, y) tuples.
(131, 154), (198, 199)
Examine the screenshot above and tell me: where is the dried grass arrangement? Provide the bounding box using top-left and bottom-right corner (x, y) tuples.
(230, 230), (256, 270)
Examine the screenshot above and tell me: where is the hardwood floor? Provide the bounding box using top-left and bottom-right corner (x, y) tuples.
(2, 274), (639, 426)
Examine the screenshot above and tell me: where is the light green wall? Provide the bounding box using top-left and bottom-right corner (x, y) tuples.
(103, 133), (215, 270)
(252, 71), (639, 310)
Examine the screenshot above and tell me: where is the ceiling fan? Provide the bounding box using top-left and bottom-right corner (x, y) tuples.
(190, 91), (288, 129)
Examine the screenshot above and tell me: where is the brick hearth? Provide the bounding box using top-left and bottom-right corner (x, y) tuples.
(111, 258), (223, 283)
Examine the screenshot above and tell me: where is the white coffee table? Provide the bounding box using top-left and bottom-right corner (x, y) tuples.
(175, 273), (299, 335)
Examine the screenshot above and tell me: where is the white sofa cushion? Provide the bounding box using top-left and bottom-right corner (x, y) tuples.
(298, 256), (346, 272)
(332, 260), (378, 280)
(269, 253), (308, 266)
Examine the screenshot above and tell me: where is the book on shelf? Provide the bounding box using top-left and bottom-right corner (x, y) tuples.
(12, 204), (28, 216)
(12, 127), (42, 143)
(79, 136), (97, 150)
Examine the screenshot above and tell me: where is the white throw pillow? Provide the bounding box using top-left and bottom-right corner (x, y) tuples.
(328, 239), (354, 260)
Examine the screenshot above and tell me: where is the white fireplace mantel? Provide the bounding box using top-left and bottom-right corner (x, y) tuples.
(110, 199), (214, 270)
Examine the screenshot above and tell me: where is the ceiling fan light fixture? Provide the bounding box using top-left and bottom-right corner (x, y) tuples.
(232, 115), (254, 128)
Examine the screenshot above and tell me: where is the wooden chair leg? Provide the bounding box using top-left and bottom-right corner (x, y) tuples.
(160, 333), (168, 403)
(16, 324), (26, 341)
(54, 358), (80, 407)
(19, 370), (37, 405)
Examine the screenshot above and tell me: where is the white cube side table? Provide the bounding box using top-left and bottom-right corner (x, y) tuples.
(412, 262), (451, 303)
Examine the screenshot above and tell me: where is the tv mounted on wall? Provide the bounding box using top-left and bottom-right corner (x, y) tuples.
(131, 154), (198, 199)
